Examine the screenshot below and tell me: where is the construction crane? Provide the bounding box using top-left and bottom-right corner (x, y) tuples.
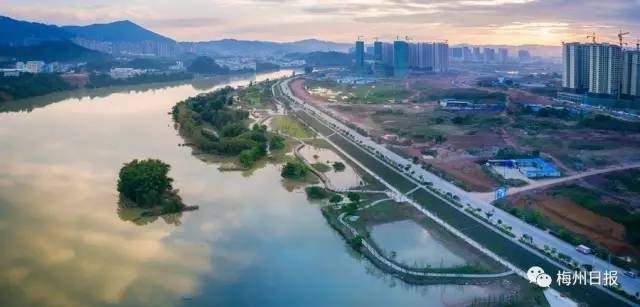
(618, 30), (630, 47)
(356, 35), (364, 41)
(404, 36), (413, 42)
(586, 32), (597, 43)
(636, 38), (640, 51)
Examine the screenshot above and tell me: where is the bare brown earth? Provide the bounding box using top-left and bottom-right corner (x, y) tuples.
(292, 78), (503, 192)
(291, 76), (640, 194)
(509, 191), (637, 255)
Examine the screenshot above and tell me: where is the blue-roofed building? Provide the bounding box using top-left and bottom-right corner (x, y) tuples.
(488, 158), (561, 179)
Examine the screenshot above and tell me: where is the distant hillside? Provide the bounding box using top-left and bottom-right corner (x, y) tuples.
(0, 16), (174, 46)
(187, 56), (229, 74)
(0, 16), (71, 45)
(288, 51), (352, 67)
(0, 41), (109, 62)
(62, 20), (175, 43)
(452, 44), (561, 58)
(181, 39), (350, 56)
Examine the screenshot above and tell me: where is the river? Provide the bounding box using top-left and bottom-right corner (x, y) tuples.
(0, 70), (501, 307)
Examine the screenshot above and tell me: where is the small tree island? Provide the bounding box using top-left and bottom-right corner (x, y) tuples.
(117, 159), (197, 216)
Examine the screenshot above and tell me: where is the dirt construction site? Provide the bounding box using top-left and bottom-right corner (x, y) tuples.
(290, 71), (640, 265)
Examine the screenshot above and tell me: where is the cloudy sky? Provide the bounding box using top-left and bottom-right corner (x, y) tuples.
(2, 0), (640, 45)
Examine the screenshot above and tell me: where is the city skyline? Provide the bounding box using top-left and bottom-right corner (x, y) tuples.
(1, 0), (640, 45)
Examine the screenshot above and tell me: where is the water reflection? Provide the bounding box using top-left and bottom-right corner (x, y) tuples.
(0, 69), (513, 307)
(0, 160), (210, 307)
(297, 144), (362, 189)
(370, 220), (467, 268)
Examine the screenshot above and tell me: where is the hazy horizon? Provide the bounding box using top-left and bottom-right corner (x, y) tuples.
(1, 0), (639, 46)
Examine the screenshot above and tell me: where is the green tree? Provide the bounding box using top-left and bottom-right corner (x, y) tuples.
(329, 194), (343, 204)
(281, 160), (308, 178)
(269, 135), (285, 150)
(305, 186), (330, 199)
(117, 159), (173, 207)
(347, 192), (361, 203)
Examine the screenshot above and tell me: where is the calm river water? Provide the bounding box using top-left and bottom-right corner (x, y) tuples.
(0, 70), (500, 307)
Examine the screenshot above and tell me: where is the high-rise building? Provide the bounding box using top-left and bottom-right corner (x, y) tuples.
(373, 41), (383, 62)
(393, 40), (409, 77)
(433, 43), (449, 72)
(381, 43), (394, 66)
(498, 48), (508, 63)
(354, 40), (365, 71)
(483, 48), (496, 63)
(562, 42), (590, 91)
(366, 46), (374, 56)
(450, 47), (463, 59)
(408, 43), (435, 70)
(587, 43), (622, 95)
(473, 47), (481, 62)
(622, 50), (640, 97)
(518, 50), (531, 62)
(462, 47), (472, 62)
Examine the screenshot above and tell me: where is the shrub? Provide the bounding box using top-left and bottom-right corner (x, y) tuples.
(329, 194), (343, 203)
(281, 160), (308, 178)
(305, 186), (329, 199)
(347, 192), (361, 203)
(332, 161), (346, 171)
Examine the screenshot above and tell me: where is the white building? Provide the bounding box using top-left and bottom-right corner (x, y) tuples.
(407, 42), (448, 72)
(1, 69), (21, 77)
(622, 50), (640, 97)
(25, 61), (45, 74)
(562, 42), (590, 91)
(109, 67), (139, 79)
(587, 43), (622, 95)
(433, 43), (449, 72)
(169, 61), (185, 71)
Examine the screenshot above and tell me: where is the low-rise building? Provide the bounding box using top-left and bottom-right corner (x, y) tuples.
(487, 158), (561, 178)
(109, 67), (140, 79)
(25, 61), (45, 74)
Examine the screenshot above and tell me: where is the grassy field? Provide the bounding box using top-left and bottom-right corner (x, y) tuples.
(270, 115), (316, 139)
(237, 79), (276, 106)
(306, 79), (411, 104)
(411, 81), (507, 103)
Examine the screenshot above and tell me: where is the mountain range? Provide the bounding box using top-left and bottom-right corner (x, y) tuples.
(0, 16), (174, 45)
(0, 15), (560, 60)
(0, 40), (109, 62)
(181, 39), (350, 56)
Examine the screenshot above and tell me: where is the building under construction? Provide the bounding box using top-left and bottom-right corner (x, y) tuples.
(355, 38), (448, 77)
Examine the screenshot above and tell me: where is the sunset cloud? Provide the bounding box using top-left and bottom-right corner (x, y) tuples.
(1, 0), (639, 45)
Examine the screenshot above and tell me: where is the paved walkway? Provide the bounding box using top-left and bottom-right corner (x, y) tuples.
(338, 213), (514, 279)
(471, 163), (640, 202)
